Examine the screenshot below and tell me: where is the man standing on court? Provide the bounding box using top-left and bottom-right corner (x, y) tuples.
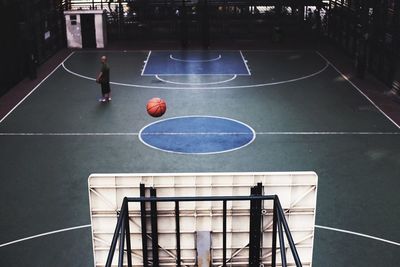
(96, 56), (111, 102)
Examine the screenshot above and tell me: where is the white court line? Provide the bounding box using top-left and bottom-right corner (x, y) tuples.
(0, 224), (91, 248)
(62, 62), (96, 81)
(316, 51), (400, 130)
(155, 74), (237, 85)
(0, 132), (139, 136)
(315, 225), (400, 247)
(240, 50), (252, 75)
(140, 50), (152, 76)
(256, 131), (400, 135)
(62, 60), (330, 90)
(0, 52), (76, 124)
(169, 54), (222, 62)
(1, 131), (399, 136)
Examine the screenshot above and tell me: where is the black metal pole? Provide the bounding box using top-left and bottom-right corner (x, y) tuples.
(222, 200), (227, 267)
(277, 211), (287, 267)
(255, 183), (262, 265)
(271, 196), (278, 267)
(105, 199), (127, 267)
(118, 208), (126, 267)
(175, 201), (181, 267)
(249, 184), (262, 266)
(276, 198), (302, 267)
(249, 186), (256, 266)
(150, 188), (159, 266)
(140, 184), (148, 266)
(124, 200), (133, 267)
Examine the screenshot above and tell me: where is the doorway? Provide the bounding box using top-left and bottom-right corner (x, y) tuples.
(81, 14), (96, 48)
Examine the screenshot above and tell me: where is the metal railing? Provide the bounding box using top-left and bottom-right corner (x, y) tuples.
(105, 183), (302, 267)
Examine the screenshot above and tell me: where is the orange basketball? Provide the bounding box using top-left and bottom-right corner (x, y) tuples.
(146, 97), (167, 117)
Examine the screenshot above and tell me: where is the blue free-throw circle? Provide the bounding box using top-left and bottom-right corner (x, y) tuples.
(139, 116), (256, 154)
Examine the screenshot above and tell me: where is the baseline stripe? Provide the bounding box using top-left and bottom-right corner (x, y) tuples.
(0, 52), (76, 124)
(141, 50), (152, 76)
(240, 50), (252, 75)
(257, 131), (400, 135)
(0, 224), (91, 248)
(316, 51), (400, 129)
(315, 225), (400, 247)
(62, 59), (329, 89)
(0, 133), (139, 136)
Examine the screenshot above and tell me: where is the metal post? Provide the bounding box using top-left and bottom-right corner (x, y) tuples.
(249, 186), (256, 266)
(140, 184), (148, 266)
(276, 199), (302, 267)
(277, 212), (287, 267)
(249, 184), (262, 266)
(271, 196), (278, 267)
(175, 201), (181, 267)
(255, 183), (262, 264)
(124, 200), (132, 267)
(105, 199), (127, 267)
(150, 188), (159, 266)
(118, 207), (126, 267)
(222, 200), (227, 267)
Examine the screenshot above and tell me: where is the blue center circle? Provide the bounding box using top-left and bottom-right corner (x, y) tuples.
(139, 116), (256, 154)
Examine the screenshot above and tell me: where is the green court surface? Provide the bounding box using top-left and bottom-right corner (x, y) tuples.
(0, 50), (399, 266)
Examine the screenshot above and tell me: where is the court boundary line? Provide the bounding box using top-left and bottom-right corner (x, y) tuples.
(62, 55), (330, 89)
(0, 52), (76, 124)
(140, 50), (152, 76)
(1, 131), (399, 136)
(315, 225), (400, 247)
(0, 224), (91, 248)
(155, 74), (237, 85)
(316, 51), (400, 129)
(240, 50), (252, 75)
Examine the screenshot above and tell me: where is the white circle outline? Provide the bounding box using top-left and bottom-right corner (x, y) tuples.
(138, 115), (256, 155)
(169, 54), (222, 62)
(61, 59), (330, 90)
(155, 74), (237, 85)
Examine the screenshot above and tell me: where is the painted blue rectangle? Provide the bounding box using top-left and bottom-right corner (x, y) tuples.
(142, 51), (250, 75)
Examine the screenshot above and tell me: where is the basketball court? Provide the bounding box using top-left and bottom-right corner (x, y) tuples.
(0, 49), (399, 266)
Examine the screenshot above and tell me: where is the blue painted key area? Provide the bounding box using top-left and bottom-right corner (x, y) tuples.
(142, 51), (250, 75)
(139, 116), (255, 154)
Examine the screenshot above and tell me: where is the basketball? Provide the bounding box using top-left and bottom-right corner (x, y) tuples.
(146, 97), (167, 117)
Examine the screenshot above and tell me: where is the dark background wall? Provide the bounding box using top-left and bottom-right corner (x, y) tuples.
(325, 0), (400, 85)
(0, 0), (65, 97)
(1, 0), (399, 97)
